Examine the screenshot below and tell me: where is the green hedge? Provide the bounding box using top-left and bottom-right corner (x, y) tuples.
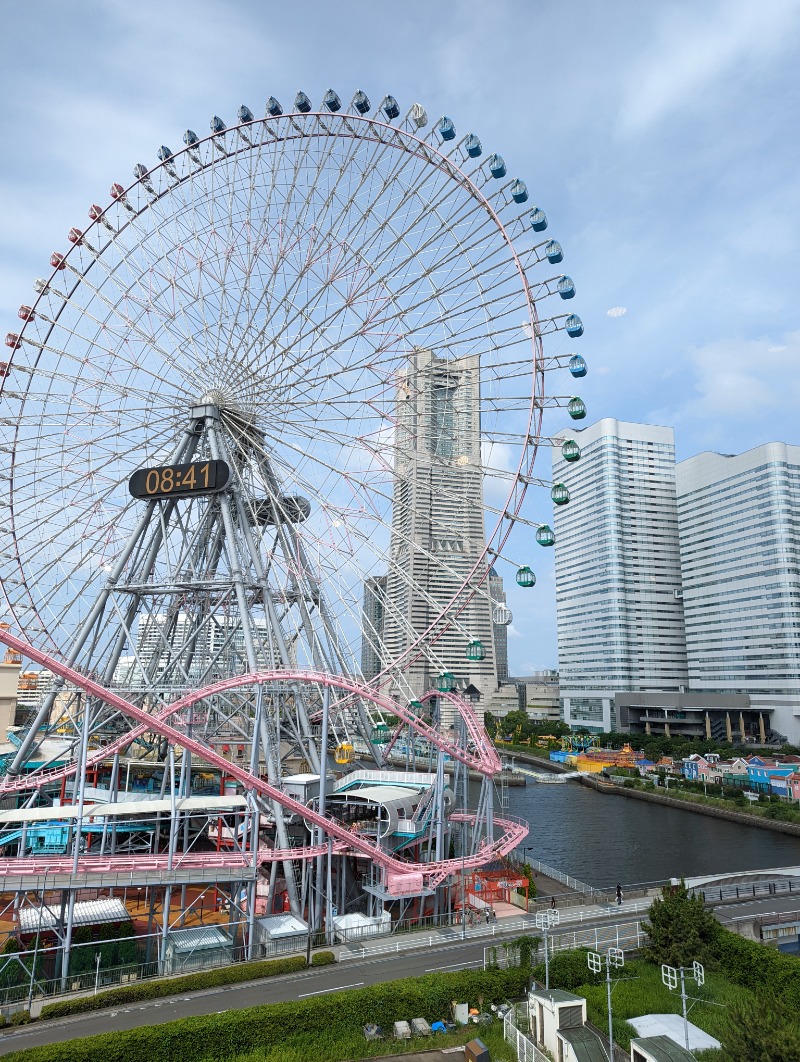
(6, 968), (528, 1062)
(310, 951), (336, 966)
(712, 928), (800, 1009)
(40, 954), (309, 1020)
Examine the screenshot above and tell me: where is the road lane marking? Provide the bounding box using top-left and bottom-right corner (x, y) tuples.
(425, 961), (480, 972)
(299, 982), (364, 997)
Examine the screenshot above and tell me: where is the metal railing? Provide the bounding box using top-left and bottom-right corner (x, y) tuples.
(484, 919), (646, 970)
(0, 922), (324, 1012)
(503, 1004), (550, 1062)
(511, 853), (601, 898)
(699, 877), (800, 904)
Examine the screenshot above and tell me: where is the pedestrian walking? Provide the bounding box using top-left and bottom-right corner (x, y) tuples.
(550, 895), (556, 910)
(616, 883), (623, 906)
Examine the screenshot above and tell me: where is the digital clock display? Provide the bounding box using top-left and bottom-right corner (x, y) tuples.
(128, 459), (231, 500)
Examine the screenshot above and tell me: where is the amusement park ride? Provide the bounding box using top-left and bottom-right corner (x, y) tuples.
(0, 88), (587, 986)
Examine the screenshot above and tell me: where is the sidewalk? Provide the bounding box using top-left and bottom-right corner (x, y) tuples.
(335, 894), (656, 961)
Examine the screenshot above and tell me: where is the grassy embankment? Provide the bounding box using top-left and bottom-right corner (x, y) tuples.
(0, 968), (529, 1062)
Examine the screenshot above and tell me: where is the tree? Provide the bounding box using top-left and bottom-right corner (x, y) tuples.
(642, 880), (718, 967)
(715, 996), (800, 1062)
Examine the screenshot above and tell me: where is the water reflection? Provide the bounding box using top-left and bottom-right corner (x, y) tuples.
(506, 779), (800, 888)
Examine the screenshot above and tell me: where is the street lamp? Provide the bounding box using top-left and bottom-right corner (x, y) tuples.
(534, 907), (559, 989)
(588, 947), (625, 1062)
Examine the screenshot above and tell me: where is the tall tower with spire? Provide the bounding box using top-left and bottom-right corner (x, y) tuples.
(376, 350), (499, 709)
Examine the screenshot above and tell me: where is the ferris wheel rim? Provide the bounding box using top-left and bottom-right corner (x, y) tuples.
(1, 93), (577, 687)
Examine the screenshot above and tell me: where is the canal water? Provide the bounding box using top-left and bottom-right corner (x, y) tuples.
(505, 778), (800, 889)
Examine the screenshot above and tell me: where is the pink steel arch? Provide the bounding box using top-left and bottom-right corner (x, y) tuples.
(0, 628), (525, 889)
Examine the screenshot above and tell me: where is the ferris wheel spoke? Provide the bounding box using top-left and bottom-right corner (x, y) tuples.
(2, 92), (585, 845)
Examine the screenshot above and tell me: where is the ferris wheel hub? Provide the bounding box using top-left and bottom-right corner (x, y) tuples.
(200, 389), (237, 410)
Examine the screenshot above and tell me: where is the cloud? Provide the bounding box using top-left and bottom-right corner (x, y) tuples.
(617, 0), (800, 135)
(658, 331), (800, 423)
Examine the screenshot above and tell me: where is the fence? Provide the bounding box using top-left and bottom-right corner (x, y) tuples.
(0, 919), (326, 1013)
(503, 1004), (550, 1062)
(512, 854), (601, 898)
(696, 877), (800, 904)
(484, 919), (646, 970)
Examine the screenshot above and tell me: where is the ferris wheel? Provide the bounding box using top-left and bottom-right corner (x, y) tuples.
(0, 88), (588, 775)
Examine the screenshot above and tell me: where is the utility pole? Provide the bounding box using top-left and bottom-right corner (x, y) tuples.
(535, 907), (559, 989)
(588, 947), (624, 1062)
(662, 960), (705, 1052)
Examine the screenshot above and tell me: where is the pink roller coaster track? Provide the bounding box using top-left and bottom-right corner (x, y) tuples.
(0, 628), (526, 890)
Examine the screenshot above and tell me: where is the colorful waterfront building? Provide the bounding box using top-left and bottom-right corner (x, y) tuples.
(786, 773), (800, 801)
(745, 756), (800, 792)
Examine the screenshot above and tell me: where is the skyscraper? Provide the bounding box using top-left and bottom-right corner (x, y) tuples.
(553, 419), (688, 731)
(489, 567), (509, 684)
(677, 443), (800, 742)
(377, 349), (499, 704)
(360, 575), (388, 682)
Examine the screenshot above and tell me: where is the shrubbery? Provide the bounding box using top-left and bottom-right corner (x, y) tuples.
(711, 926), (800, 1010)
(531, 949), (603, 992)
(4, 968), (529, 1062)
(310, 951), (336, 967)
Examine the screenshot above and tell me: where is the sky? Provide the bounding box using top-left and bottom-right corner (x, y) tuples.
(1, 0), (798, 674)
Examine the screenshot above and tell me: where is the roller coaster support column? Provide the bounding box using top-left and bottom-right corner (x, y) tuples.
(246, 697), (263, 958)
(178, 749), (192, 925)
(326, 836), (334, 945)
(433, 740), (446, 919)
(314, 686), (331, 933)
(210, 417), (301, 916)
(60, 693), (92, 991)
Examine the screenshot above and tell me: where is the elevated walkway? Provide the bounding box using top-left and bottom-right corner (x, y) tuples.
(683, 864), (800, 890)
(512, 767), (582, 784)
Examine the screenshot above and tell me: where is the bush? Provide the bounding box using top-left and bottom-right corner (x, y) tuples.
(764, 802), (797, 822)
(703, 994), (800, 1062)
(40, 954), (307, 1020)
(9, 1009), (32, 1025)
(310, 951), (336, 967)
(4, 967), (530, 1062)
(531, 949), (603, 992)
(711, 926), (800, 1010)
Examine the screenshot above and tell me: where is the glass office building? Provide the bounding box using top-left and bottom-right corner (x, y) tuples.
(553, 419), (688, 731)
(677, 443), (800, 743)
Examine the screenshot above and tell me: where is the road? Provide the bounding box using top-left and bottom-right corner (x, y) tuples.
(0, 937), (494, 1056)
(1, 893), (797, 1056)
(713, 892), (800, 921)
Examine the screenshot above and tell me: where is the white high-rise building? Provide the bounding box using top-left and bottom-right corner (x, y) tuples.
(677, 443), (800, 743)
(379, 349), (499, 706)
(360, 575), (388, 682)
(488, 567), (509, 684)
(553, 419), (688, 731)
(114, 612), (278, 689)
